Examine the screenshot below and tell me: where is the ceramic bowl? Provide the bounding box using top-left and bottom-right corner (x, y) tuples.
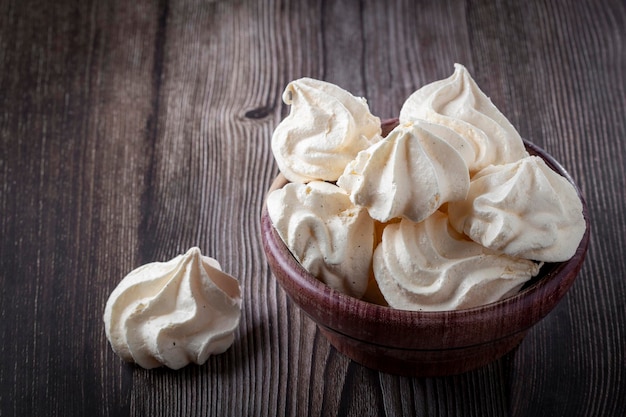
(260, 120), (590, 377)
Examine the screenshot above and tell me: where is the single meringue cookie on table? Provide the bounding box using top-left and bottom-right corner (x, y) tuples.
(266, 180), (375, 299)
(448, 155), (586, 262)
(337, 120), (470, 223)
(399, 63), (529, 173)
(103, 247), (242, 370)
(373, 211), (542, 311)
(271, 77), (382, 183)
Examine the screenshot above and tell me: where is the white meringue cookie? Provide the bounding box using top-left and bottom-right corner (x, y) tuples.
(416, 120), (478, 168)
(399, 63), (528, 173)
(104, 248), (242, 369)
(271, 77), (382, 183)
(337, 121), (469, 223)
(373, 212), (541, 311)
(266, 181), (375, 298)
(448, 156), (586, 262)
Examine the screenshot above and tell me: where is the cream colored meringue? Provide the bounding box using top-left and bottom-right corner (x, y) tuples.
(373, 211), (541, 311)
(448, 156), (585, 262)
(337, 121), (469, 223)
(266, 181), (375, 298)
(399, 63), (528, 173)
(104, 247), (242, 369)
(271, 77), (382, 183)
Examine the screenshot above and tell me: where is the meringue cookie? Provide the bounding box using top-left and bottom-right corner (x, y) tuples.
(266, 181), (375, 298)
(373, 211), (541, 311)
(337, 121), (469, 223)
(104, 247), (242, 369)
(271, 77), (382, 183)
(448, 156), (585, 262)
(399, 63), (528, 173)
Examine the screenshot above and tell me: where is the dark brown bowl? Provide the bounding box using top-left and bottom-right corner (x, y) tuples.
(261, 120), (590, 377)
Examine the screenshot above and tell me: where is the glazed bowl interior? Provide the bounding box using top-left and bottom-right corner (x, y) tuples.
(261, 121), (590, 376)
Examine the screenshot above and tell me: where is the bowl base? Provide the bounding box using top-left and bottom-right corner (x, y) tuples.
(318, 326), (527, 377)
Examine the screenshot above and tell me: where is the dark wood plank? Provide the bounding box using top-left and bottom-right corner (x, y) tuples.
(0, 0), (163, 415)
(1, 0), (625, 416)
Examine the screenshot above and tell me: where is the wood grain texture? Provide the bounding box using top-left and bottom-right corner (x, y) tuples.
(1, 0), (624, 416)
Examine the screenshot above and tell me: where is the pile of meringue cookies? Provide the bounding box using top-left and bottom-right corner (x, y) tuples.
(267, 64), (586, 311)
(102, 64), (586, 371)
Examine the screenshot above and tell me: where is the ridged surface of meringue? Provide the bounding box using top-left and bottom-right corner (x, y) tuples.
(266, 181), (375, 298)
(337, 121), (469, 223)
(104, 247), (242, 369)
(373, 212), (541, 311)
(271, 77), (381, 183)
(399, 63), (528, 173)
(448, 156), (586, 262)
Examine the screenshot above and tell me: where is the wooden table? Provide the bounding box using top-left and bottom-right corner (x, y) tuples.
(2, 0), (625, 415)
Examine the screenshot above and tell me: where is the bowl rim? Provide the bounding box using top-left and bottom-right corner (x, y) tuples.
(261, 129), (590, 348)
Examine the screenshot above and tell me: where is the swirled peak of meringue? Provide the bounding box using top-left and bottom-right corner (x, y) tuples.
(266, 181), (375, 298)
(103, 247), (242, 369)
(373, 211), (541, 311)
(271, 77), (382, 183)
(399, 63), (528, 173)
(448, 155), (585, 262)
(337, 121), (470, 223)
